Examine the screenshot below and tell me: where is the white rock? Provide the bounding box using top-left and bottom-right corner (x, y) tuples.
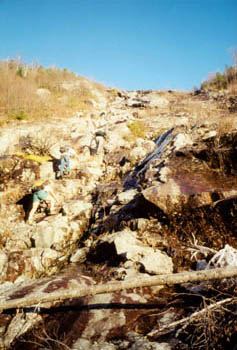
(117, 189), (137, 204)
(36, 88), (51, 97)
(129, 146), (147, 161)
(70, 247), (89, 263)
(159, 166), (171, 183)
(112, 230), (173, 275)
(203, 130), (217, 140)
(0, 252), (8, 276)
(62, 200), (93, 218)
(32, 216), (70, 248)
(173, 133), (193, 150)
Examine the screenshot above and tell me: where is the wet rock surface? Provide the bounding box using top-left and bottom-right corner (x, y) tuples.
(0, 89), (236, 349)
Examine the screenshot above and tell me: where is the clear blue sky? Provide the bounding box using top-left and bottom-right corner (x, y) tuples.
(1, 0), (236, 91)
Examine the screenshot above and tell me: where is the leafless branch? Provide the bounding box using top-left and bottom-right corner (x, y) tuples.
(148, 297), (235, 339)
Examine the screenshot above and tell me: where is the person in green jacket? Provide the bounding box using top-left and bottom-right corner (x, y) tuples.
(27, 180), (58, 224)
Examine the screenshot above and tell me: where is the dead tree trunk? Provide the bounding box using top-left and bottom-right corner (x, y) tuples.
(0, 267), (236, 311)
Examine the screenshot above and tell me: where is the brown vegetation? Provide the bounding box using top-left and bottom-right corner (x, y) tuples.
(0, 58), (107, 125)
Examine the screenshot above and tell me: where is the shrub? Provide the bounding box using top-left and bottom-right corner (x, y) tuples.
(127, 121), (147, 138)
(19, 135), (55, 156)
(16, 66), (24, 78)
(10, 111), (27, 120)
(201, 64), (237, 91)
(215, 72), (227, 89)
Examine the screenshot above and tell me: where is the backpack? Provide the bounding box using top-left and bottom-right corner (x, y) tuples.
(95, 130), (106, 138)
(31, 184), (44, 193)
(60, 145), (69, 153)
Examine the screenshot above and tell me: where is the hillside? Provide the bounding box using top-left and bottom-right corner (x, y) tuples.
(0, 62), (237, 350)
(0, 59), (109, 124)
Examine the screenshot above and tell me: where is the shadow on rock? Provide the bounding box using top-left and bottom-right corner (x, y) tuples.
(16, 194), (32, 222)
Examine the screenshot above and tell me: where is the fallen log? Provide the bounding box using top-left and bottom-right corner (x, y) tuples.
(0, 267), (236, 312)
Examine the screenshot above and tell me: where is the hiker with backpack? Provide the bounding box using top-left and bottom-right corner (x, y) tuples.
(27, 180), (58, 224)
(58, 145), (76, 179)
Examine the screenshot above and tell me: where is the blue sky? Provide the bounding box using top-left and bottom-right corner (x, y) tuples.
(0, 0), (236, 91)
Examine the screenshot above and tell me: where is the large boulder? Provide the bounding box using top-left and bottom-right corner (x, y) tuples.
(31, 208), (90, 249)
(102, 229), (173, 275)
(172, 133), (193, 150)
(142, 179), (213, 214)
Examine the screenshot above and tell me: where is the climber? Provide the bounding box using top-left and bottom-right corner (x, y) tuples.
(27, 180), (58, 224)
(89, 130), (106, 155)
(58, 145), (76, 179)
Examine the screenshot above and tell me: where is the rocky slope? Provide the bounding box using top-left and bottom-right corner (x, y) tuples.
(0, 88), (236, 349)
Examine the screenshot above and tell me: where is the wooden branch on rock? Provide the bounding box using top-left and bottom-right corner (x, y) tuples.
(148, 297), (235, 339)
(0, 267), (236, 312)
